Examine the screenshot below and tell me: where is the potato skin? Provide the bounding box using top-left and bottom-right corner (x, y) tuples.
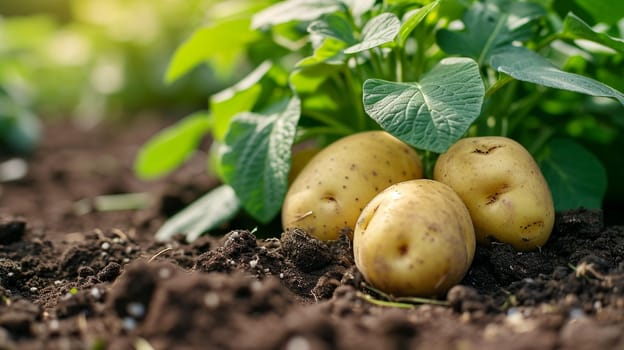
(282, 131), (423, 241)
(433, 136), (554, 251)
(353, 179), (475, 297)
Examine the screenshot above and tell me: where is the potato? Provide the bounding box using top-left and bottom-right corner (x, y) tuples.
(282, 131), (423, 241)
(353, 179), (475, 297)
(433, 136), (554, 251)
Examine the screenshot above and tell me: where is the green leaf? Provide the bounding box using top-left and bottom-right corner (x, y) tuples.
(436, 0), (545, 65)
(210, 61), (272, 141)
(296, 37), (347, 67)
(308, 13), (357, 44)
(251, 0), (342, 29)
(341, 0), (375, 17)
(165, 18), (259, 83)
(363, 57), (484, 153)
(155, 185), (241, 242)
(398, 0), (440, 46)
(290, 64), (342, 93)
(221, 97), (301, 222)
(561, 13), (624, 54)
(134, 112), (211, 180)
(539, 138), (607, 210)
(490, 46), (624, 106)
(344, 13), (401, 54)
(575, 0), (624, 25)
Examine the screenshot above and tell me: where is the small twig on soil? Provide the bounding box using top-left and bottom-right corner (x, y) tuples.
(361, 283), (449, 307)
(571, 262), (624, 288)
(357, 292), (415, 309)
(148, 247), (173, 263)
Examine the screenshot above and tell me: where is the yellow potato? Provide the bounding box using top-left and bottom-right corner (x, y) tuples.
(433, 136), (554, 251)
(353, 179), (475, 297)
(282, 131), (423, 241)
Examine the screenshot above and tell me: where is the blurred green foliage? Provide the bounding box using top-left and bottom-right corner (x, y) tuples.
(0, 0), (257, 126)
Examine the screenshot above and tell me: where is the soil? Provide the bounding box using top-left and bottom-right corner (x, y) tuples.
(1, 119), (623, 350)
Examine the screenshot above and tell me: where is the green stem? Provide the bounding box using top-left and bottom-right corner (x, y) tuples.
(304, 110), (355, 134)
(296, 126), (352, 142)
(527, 127), (554, 155)
(343, 65), (367, 131)
(357, 292), (416, 309)
(394, 46), (403, 82)
(485, 75), (513, 99)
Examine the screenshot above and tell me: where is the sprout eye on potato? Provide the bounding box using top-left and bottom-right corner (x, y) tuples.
(353, 179), (475, 297)
(281, 131), (423, 241)
(433, 136), (554, 251)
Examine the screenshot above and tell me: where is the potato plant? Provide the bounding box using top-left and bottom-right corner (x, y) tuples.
(135, 0), (624, 242)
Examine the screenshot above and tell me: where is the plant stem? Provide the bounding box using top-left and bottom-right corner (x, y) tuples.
(394, 46), (404, 82)
(485, 75), (513, 99)
(343, 65), (367, 131)
(304, 110), (355, 134)
(357, 292), (416, 309)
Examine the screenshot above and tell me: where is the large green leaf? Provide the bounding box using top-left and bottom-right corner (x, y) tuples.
(363, 57), (484, 153)
(221, 97), (301, 222)
(539, 138), (607, 210)
(398, 0), (440, 46)
(490, 46), (624, 106)
(251, 0), (342, 29)
(165, 18), (259, 83)
(561, 13), (624, 54)
(436, 0), (545, 65)
(296, 37), (347, 67)
(210, 61), (272, 141)
(575, 0), (624, 25)
(344, 13), (401, 54)
(308, 13), (357, 44)
(155, 185), (241, 242)
(134, 112), (211, 180)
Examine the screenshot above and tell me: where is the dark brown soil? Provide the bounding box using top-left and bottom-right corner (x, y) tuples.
(1, 119), (623, 350)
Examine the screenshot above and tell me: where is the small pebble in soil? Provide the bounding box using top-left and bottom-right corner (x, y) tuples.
(101, 242), (110, 250)
(122, 317), (137, 331)
(126, 302), (146, 318)
(203, 292), (220, 309)
(284, 335), (311, 350)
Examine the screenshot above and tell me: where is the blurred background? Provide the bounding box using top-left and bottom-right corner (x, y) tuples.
(0, 0), (251, 147)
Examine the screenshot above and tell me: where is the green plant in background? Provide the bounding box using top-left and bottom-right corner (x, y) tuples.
(135, 0), (624, 241)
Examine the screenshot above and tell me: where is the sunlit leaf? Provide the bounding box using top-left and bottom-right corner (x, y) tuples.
(221, 97), (301, 222)
(363, 57), (484, 153)
(398, 0), (440, 46)
(490, 46), (624, 106)
(134, 112), (211, 180)
(210, 61), (272, 141)
(308, 13), (357, 44)
(561, 13), (624, 54)
(165, 18), (258, 83)
(539, 138), (607, 210)
(341, 0), (375, 17)
(344, 13), (401, 53)
(252, 0), (342, 29)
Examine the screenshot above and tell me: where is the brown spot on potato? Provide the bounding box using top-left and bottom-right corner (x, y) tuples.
(472, 144), (504, 154)
(398, 244), (408, 256)
(485, 184), (510, 205)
